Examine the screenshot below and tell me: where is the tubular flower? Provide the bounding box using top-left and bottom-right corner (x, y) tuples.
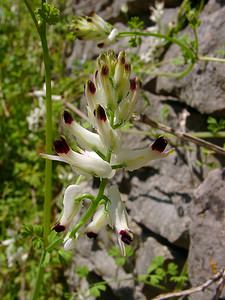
(53, 185), (83, 233)
(42, 137), (113, 178)
(108, 185), (133, 256)
(85, 205), (109, 239)
(114, 137), (173, 171)
(71, 13), (118, 47)
(94, 105), (120, 151)
(63, 110), (106, 154)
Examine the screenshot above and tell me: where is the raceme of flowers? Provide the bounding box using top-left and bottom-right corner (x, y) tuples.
(71, 13), (119, 48)
(42, 50), (172, 255)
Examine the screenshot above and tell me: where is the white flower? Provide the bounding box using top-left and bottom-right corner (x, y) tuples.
(94, 105), (120, 151)
(114, 137), (173, 171)
(72, 13), (118, 47)
(108, 185), (133, 256)
(41, 137), (113, 178)
(85, 205), (109, 238)
(63, 237), (77, 250)
(63, 110), (106, 154)
(53, 184), (83, 232)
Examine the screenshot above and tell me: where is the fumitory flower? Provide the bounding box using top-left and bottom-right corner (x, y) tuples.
(53, 184), (83, 232)
(71, 13), (118, 47)
(41, 137), (113, 178)
(113, 136), (173, 171)
(108, 185), (133, 256)
(85, 205), (109, 239)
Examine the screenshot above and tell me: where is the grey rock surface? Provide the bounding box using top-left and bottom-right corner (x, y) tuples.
(135, 237), (174, 275)
(188, 168), (225, 300)
(156, 0), (225, 116)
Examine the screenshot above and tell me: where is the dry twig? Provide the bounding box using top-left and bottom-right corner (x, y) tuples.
(140, 115), (225, 157)
(152, 267), (225, 300)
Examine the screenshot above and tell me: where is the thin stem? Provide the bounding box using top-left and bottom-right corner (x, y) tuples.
(31, 250), (46, 300)
(75, 194), (95, 202)
(119, 31), (196, 61)
(40, 22), (53, 245)
(23, 0), (40, 34)
(140, 115), (225, 157)
(198, 55), (225, 63)
(24, 1), (53, 300)
(69, 178), (108, 237)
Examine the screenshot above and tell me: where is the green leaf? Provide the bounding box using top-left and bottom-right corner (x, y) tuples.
(115, 257), (126, 267)
(128, 17), (144, 30)
(76, 265), (89, 278)
(167, 263), (178, 276)
(147, 256), (165, 274)
(89, 283), (106, 297)
(58, 249), (72, 264)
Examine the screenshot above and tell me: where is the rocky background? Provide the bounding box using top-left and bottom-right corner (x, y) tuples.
(65, 0), (225, 299)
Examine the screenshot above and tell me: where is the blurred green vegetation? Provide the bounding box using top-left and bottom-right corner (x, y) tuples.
(0, 1), (95, 298)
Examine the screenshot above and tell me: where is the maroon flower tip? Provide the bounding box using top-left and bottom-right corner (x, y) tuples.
(54, 137), (70, 154)
(86, 17), (92, 22)
(53, 223), (66, 232)
(63, 111), (73, 124)
(87, 80), (96, 94)
(86, 232), (98, 239)
(96, 105), (107, 122)
(120, 230), (133, 245)
(151, 136), (167, 153)
(120, 56), (125, 64)
(130, 78), (137, 91)
(101, 65), (109, 76)
(97, 42), (105, 48)
(125, 63), (131, 72)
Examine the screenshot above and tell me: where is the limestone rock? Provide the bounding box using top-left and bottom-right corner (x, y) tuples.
(156, 0), (225, 116)
(188, 168), (225, 300)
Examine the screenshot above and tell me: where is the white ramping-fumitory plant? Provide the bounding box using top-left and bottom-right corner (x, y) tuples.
(71, 13), (119, 48)
(42, 50), (172, 255)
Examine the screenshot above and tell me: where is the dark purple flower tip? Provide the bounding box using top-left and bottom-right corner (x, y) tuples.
(63, 111), (73, 125)
(87, 80), (96, 94)
(86, 232), (98, 239)
(96, 105), (107, 122)
(54, 137), (70, 154)
(101, 65), (109, 76)
(119, 230), (133, 245)
(97, 42), (105, 48)
(86, 17), (92, 22)
(151, 136), (167, 153)
(125, 63), (131, 72)
(120, 56), (125, 65)
(130, 78), (137, 91)
(53, 223), (66, 232)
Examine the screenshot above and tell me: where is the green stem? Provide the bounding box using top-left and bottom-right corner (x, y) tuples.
(119, 31), (196, 61)
(40, 21), (53, 245)
(70, 178), (108, 237)
(31, 250), (46, 300)
(75, 194), (95, 202)
(24, 1), (53, 299)
(198, 55), (225, 63)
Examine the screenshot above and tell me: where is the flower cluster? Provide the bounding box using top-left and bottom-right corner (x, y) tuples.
(42, 50), (172, 255)
(71, 13), (119, 48)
